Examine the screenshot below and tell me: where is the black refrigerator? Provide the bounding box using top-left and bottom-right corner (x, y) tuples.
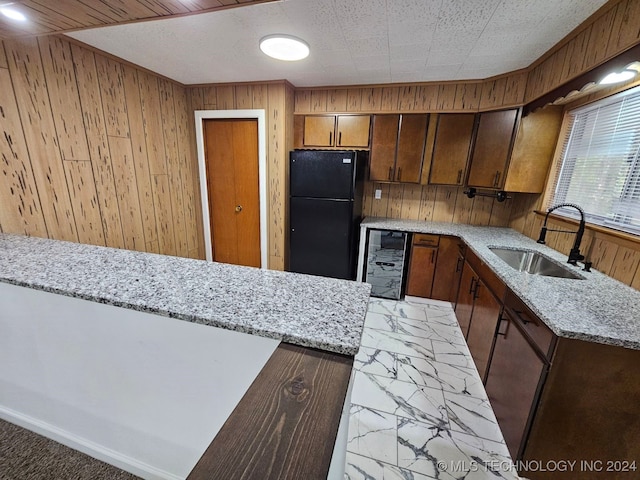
(289, 149), (367, 280)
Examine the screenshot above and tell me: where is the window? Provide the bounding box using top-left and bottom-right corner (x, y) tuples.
(549, 85), (640, 236)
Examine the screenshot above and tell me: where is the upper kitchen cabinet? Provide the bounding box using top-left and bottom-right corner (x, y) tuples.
(301, 114), (371, 148)
(428, 114), (476, 186)
(467, 109), (519, 189)
(504, 105), (563, 193)
(370, 114), (429, 183)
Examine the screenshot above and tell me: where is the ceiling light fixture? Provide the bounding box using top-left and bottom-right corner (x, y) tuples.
(259, 34), (309, 61)
(599, 64), (639, 85)
(0, 5), (27, 21)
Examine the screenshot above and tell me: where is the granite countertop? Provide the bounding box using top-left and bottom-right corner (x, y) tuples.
(0, 234), (371, 356)
(362, 217), (640, 350)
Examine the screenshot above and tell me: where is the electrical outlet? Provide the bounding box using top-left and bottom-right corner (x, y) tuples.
(374, 189), (382, 199)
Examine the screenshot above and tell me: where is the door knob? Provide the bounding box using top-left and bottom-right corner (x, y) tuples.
(235, 205), (243, 212)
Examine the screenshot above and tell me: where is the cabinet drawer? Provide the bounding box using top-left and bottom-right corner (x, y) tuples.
(504, 290), (555, 359)
(412, 234), (439, 247)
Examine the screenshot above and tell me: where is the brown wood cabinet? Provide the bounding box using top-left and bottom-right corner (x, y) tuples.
(301, 114), (370, 148)
(454, 260), (476, 337)
(467, 109), (519, 189)
(428, 114), (476, 186)
(431, 236), (465, 302)
(406, 234), (439, 298)
(370, 114), (428, 183)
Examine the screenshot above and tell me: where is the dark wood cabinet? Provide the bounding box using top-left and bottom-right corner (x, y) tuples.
(428, 114), (476, 185)
(370, 114), (428, 183)
(431, 236), (465, 302)
(301, 114), (370, 148)
(454, 260), (476, 338)
(465, 279), (502, 380)
(405, 234), (439, 298)
(467, 109), (519, 189)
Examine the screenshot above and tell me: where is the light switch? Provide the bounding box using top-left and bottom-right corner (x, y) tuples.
(374, 189), (382, 199)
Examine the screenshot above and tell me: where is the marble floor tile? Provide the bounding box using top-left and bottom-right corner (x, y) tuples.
(444, 390), (505, 443)
(368, 298), (402, 316)
(351, 371), (448, 426)
(396, 355), (485, 397)
(345, 452), (437, 480)
(396, 318), (466, 346)
(347, 405), (398, 464)
(354, 346), (397, 379)
(431, 339), (476, 369)
(364, 311), (397, 332)
(360, 328), (435, 360)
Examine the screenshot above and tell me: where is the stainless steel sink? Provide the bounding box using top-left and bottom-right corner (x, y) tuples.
(489, 247), (584, 279)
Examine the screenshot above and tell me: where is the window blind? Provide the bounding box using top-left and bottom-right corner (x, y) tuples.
(550, 85), (640, 236)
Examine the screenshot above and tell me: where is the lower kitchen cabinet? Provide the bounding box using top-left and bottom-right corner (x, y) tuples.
(405, 234), (439, 298)
(454, 260), (476, 337)
(431, 236), (465, 302)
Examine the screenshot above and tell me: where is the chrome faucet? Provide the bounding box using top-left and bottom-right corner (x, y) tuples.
(537, 203), (587, 266)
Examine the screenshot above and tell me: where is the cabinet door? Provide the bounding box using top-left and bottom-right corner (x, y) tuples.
(431, 236), (463, 302)
(429, 114), (475, 185)
(454, 260), (476, 338)
(485, 312), (547, 460)
(336, 115), (371, 148)
(406, 245), (437, 298)
(395, 114), (428, 183)
(369, 115), (399, 181)
(466, 281), (502, 381)
(467, 109), (519, 189)
(304, 115), (336, 147)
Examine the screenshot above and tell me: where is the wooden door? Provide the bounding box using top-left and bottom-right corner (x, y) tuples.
(406, 245), (437, 298)
(369, 115), (399, 181)
(467, 109), (519, 189)
(429, 114), (475, 185)
(204, 119), (260, 267)
(304, 115), (336, 147)
(395, 114), (428, 183)
(454, 260), (476, 338)
(431, 236), (464, 302)
(466, 280), (502, 380)
(336, 115), (370, 147)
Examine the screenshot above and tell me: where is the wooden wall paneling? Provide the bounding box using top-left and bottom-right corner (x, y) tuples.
(401, 184), (422, 220)
(632, 265), (640, 290)
(107, 136), (146, 251)
(561, 28), (592, 81)
(5, 38), (78, 242)
(282, 83), (295, 270)
(294, 89), (312, 113)
(310, 90), (327, 112)
(0, 41), (7, 68)
(268, 83), (286, 268)
(37, 36), (91, 161)
(413, 84), (439, 111)
(380, 87), (400, 112)
(216, 85), (235, 109)
(369, 183), (390, 217)
(146, 239), (160, 253)
(387, 183), (404, 218)
(189, 87), (205, 111)
(583, 5), (617, 70)
(469, 196), (492, 225)
(398, 86), (417, 111)
(137, 71), (168, 175)
(544, 45), (568, 94)
(158, 78), (187, 257)
(524, 65), (544, 103)
(0, 68), (48, 236)
(479, 77), (506, 110)
(608, 246), (640, 284)
(418, 185), (436, 222)
(71, 43), (125, 249)
(251, 83), (267, 109)
(607, 0), (640, 56)
(489, 197), (513, 227)
(436, 84), (457, 111)
(502, 72), (527, 106)
(326, 89), (347, 112)
(95, 55), (130, 138)
(174, 85), (201, 258)
(122, 65), (158, 247)
(589, 236), (619, 274)
(453, 82), (481, 111)
(452, 188), (472, 224)
(361, 87), (382, 112)
(203, 86), (217, 109)
(361, 181), (374, 217)
(432, 186), (457, 223)
(62, 160), (106, 246)
(151, 174), (177, 255)
(234, 85), (253, 109)
(346, 88), (362, 112)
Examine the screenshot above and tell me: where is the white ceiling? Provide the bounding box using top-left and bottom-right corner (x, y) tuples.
(66, 0), (609, 87)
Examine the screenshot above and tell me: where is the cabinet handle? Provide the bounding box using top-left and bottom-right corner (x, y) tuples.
(469, 277), (477, 294)
(388, 167), (393, 181)
(329, 131), (332, 145)
(338, 131), (342, 146)
(456, 169), (462, 184)
(513, 309), (531, 325)
(430, 249), (435, 264)
(473, 280), (481, 299)
(397, 167), (402, 181)
(496, 315), (510, 338)
(493, 170), (501, 187)
(455, 257), (463, 273)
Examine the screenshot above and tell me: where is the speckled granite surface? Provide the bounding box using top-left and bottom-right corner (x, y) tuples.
(0, 234), (371, 356)
(362, 217), (640, 350)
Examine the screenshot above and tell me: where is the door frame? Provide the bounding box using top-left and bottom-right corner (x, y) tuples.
(194, 110), (268, 268)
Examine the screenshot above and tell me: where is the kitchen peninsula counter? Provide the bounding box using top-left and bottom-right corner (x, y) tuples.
(360, 217), (640, 351)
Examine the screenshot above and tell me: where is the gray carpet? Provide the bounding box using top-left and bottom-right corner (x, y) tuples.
(0, 419), (141, 480)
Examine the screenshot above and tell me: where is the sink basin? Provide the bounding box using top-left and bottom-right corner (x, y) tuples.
(489, 247), (584, 279)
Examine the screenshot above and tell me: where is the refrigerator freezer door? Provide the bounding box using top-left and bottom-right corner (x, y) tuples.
(366, 230), (407, 300)
(290, 150), (356, 199)
(290, 197), (354, 279)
